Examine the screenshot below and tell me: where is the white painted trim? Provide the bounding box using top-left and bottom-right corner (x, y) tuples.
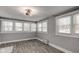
(37, 38), (72, 53)
(0, 38), (72, 53)
(49, 43), (72, 53)
(37, 38), (49, 44)
(37, 38), (44, 42)
(0, 38), (37, 45)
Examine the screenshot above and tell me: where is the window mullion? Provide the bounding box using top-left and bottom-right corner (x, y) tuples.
(71, 15), (74, 35)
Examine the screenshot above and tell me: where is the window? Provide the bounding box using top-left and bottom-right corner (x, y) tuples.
(15, 22), (22, 31)
(37, 22), (42, 32)
(73, 14), (79, 33)
(37, 20), (48, 32)
(42, 21), (47, 32)
(24, 23), (30, 32)
(57, 16), (71, 33)
(1, 20), (37, 33)
(31, 23), (36, 32)
(2, 21), (13, 32)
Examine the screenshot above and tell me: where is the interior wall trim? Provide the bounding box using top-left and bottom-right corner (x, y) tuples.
(37, 38), (72, 53)
(0, 16), (36, 22)
(0, 38), (37, 45)
(0, 38), (72, 53)
(49, 43), (72, 53)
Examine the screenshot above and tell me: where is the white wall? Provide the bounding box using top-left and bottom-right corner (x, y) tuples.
(37, 16), (79, 53)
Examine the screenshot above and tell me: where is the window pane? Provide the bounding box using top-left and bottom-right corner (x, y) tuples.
(42, 21), (47, 32)
(31, 23), (36, 32)
(15, 22), (22, 31)
(74, 14), (79, 33)
(24, 23), (30, 32)
(2, 21), (13, 32)
(57, 16), (71, 33)
(38, 23), (42, 32)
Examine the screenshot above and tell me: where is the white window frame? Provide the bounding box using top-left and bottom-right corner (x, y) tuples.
(37, 20), (48, 33)
(73, 14), (79, 34)
(31, 23), (36, 32)
(37, 22), (42, 32)
(14, 22), (23, 32)
(23, 22), (31, 32)
(1, 20), (14, 33)
(56, 10), (79, 38)
(42, 20), (48, 32)
(56, 16), (72, 34)
(0, 19), (37, 33)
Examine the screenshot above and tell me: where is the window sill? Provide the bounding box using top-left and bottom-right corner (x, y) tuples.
(37, 32), (48, 34)
(56, 33), (79, 39)
(0, 31), (36, 34)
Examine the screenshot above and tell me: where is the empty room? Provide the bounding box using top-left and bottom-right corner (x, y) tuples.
(0, 6), (79, 53)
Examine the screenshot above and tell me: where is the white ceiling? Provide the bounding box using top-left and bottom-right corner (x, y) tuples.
(0, 6), (75, 21)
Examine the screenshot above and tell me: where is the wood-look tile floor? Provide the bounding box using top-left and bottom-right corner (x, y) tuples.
(0, 39), (63, 53)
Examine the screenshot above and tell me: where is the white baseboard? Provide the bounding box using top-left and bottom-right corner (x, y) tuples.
(49, 43), (72, 53)
(0, 38), (37, 45)
(37, 38), (49, 44)
(37, 38), (72, 53)
(0, 38), (72, 53)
